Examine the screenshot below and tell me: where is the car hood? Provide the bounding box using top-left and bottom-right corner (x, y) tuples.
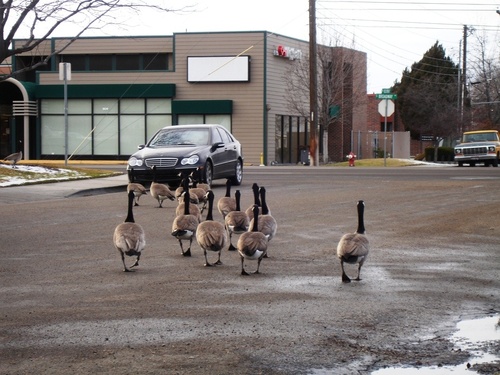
(131, 145), (208, 159)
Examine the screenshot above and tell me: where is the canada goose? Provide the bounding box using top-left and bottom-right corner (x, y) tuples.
(245, 183), (261, 218)
(150, 166), (175, 208)
(127, 182), (148, 206)
(192, 167), (210, 192)
(113, 190), (146, 272)
(224, 190), (249, 251)
(196, 190), (227, 267)
(218, 179), (236, 219)
(237, 204), (268, 275)
(3, 150), (22, 168)
(336, 200), (370, 283)
(189, 176), (209, 213)
(171, 178), (199, 257)
(174, 174), (198, 204)
(175, 191), (202, 222)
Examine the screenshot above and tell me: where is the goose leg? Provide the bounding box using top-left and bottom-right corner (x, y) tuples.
(130, 253), (141, 268)
(185, 238), (192, 257)
(204, 250), (213, 267)
(228, 232), (236, 251)
(341, 261), (351, 283)
(121, 253), (133, 272)
(240, 257), (249, 275)
(214, 251), (222, 265)
(354, 264), (363, 281)
(178, 239), (192, 257)
(254, 256), (263, 274)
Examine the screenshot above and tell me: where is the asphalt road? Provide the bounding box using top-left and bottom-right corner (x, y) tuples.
(0, 165), (499, 374)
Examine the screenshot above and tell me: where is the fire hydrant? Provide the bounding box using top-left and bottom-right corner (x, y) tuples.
(347, 151), (356, 167)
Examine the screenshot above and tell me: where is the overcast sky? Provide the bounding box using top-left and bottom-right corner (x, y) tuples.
(26, 0), (500, 93)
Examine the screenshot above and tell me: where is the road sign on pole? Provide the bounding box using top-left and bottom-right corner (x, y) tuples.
(375, 93), (397, 100)
(378, 99), (395, 117)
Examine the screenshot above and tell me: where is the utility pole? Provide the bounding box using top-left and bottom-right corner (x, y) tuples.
(309, 0), (318, 166)
(462, 25), (467, 114)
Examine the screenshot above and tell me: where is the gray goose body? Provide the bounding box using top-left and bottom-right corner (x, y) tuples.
(150, 166), (175, 207)
(171, 178), (199, 257)
(237, 204), (268, 275)
(224, 190), (249, 251)
(4, 150), (22, 168)
(127, 182), (148, 206)
(336, 200), (370, 283)
(113, 190), (146, 272)
(253, 186), (277, 241)
(217, 179), (236, 219)
(196, 190), (227, 267)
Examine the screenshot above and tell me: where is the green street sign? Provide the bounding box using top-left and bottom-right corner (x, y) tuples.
(376, 93), (397, 100)
(381, 88), (391, 94)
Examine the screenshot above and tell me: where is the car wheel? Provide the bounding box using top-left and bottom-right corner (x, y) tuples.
(203, 161), (213, 186)
(493, 156), (499, 167)
(458, 162), (463, 167)
(229, 159), (243, 186)
(470, 162), (476, 167)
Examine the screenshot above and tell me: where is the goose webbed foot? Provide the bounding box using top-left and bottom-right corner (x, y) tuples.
(123, 267), (134, 272)
(354, 277), (361, 281)
(342, 273), (351, 283)
(228, 243), (236, 251)
(241, 269), (250, 276)
(182, 248), (192, 257)
(215, 260), (223, 265)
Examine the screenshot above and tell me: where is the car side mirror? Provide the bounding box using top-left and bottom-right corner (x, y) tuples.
(138, 144), (145, 150)
(210, 142), (224, 152)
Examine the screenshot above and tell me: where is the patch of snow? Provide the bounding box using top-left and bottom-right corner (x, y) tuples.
(0, 164), (85, 187)
(400, 159), (452, 167)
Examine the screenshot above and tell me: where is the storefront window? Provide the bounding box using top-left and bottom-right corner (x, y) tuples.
(94, 115), (118, 155)
(120, 115), (144, 155)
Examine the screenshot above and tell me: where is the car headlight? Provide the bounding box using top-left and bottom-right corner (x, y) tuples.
(454, 149), (461, 154)
(128, 157), (143, 167)
(488, 146), (495, 152)
(180, 155), (200, 165)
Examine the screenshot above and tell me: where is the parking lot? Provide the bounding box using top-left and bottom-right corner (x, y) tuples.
(0, 165), (499, 374)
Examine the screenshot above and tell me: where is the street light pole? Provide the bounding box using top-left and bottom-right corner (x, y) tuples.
(59, 63), (71, 167)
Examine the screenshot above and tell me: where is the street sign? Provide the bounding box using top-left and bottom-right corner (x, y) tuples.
(378, 99), (395, 117)
(376, 93), (397, 100)
(382, 88), (391, 94)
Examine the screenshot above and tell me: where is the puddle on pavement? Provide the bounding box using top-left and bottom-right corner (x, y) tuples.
(308, 315), (499, 375)
(371, 315), (499, 375)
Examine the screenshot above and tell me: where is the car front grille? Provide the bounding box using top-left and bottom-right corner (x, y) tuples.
(463, 147), (487, 156)
(145, 158), (178, 168)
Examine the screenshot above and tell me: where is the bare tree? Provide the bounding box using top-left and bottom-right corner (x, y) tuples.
(285, 42), (366, 163)
(0, 0), (192, 80)
(467, 32), (500, 129)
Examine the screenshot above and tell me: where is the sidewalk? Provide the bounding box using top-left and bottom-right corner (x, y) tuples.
(0, 173), (129, 205)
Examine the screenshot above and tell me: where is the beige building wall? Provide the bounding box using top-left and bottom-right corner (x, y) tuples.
(265, 34), (310, 164)
(33, 31), (366, 165)
(169, 32), (267, 166)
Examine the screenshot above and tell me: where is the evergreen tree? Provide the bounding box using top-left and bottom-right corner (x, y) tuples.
(393, 42), (461, 140)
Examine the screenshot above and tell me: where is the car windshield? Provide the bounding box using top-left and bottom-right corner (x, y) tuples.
(463, 132), (499, 142)
(149, 128), (210, 147)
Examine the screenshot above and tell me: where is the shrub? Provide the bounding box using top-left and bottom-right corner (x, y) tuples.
(424, 147), (455, 162)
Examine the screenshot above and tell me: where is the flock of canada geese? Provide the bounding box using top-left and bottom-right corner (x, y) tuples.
(114, 167), (370, 282)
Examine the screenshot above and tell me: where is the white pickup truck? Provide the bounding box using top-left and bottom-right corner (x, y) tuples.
(454, 130), (500, 167)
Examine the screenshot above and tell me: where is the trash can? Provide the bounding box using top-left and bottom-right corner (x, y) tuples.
(300, 149), (309, 165)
